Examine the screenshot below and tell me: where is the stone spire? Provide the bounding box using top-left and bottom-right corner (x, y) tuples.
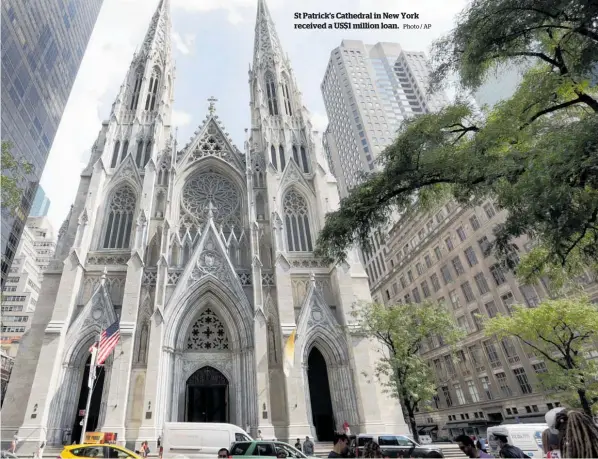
(139, 0), (171, 60)
(253, 0), (284, 68)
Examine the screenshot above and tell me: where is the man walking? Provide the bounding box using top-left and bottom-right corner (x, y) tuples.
(328, 433), (350, 458)
(455, 435), (493, 458)
(303, 436), (314, 456)
(494, 434), (529, 458)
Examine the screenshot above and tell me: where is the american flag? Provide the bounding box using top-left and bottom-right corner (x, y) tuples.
(89, 321), (121, 365)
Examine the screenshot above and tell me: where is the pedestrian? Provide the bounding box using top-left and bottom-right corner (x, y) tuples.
(36, 440), (46, 459)
(9, 433), (19, 453)
(328, 432), (350, 458)
(218, 448), (229, 458)
(257, 430), (263, 440)
(343, 422), (351, 436)
(554, 408), (598, 458)
(303, 436), (314, 456)
(493, 434), (529, 458)
(363, 441), (382, 458)
(141, 441), (150, 458)
(455, 435), (493, 458)
(295, 438), (302, 450)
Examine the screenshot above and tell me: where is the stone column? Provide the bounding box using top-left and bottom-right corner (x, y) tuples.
(254, 314), (275, 439)
(137, 317), (165, 448)
(284, 334), (312, 441)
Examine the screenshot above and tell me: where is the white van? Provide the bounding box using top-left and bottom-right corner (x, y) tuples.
(163, 422), (253, 459)
(487, 424), (547, 458)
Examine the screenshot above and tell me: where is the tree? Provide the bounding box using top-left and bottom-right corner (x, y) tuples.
(353, 301), (463, 442)
(315, 0), (598, 276)
(484, 296), (598, 416)
(1, 140), (33, 216)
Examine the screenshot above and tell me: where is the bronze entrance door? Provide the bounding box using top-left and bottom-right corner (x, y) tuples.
(185, 366), (229, 422)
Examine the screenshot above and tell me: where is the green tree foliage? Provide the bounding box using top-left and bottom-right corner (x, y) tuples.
(353, 301), (463, 442)
(1, 140), (33, 216)
(315, 0), (598, 276)
(484, 296), (598, 416)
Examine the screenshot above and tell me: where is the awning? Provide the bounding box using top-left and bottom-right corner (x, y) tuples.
(417, 425), (438, 434)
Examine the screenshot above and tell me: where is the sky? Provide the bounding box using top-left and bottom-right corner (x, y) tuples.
(40, 0), (469, 231)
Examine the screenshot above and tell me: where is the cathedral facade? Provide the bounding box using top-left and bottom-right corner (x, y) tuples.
(1, 0), (406, 450)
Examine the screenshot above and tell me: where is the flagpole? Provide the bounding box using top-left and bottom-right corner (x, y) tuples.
(80, 329), (101, 444)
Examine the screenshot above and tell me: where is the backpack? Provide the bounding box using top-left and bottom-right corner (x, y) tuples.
(500, 445), (530, 458)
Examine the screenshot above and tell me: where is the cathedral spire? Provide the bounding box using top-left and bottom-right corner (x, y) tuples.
(139, 0), (171, 59)
(253, 0), (284, 67)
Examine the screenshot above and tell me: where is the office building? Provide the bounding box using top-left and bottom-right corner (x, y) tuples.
(1, 216), (56, 358)
(370, 198), (598, 440)
(1, 350), (14, 408)
(321, 40), (449, 286)
(29, 186), (50, 217)
(1, 0), (104, 286)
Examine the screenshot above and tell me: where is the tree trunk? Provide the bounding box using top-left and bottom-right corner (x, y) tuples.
(577, 388), (593, 417)
(403, 401), (419, 444)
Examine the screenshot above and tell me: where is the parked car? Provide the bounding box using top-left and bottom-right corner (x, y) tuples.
(350, 434), (444, 458)
(230, 441), (316, 459)
(59, 444), (141, 459)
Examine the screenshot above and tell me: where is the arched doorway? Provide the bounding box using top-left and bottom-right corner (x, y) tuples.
(72, 354), (105, 442)
(307, 347), (334, 441)
(185, 366), (228, 422)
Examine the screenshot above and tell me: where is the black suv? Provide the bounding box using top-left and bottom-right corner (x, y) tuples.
(350, 434), (444, 458)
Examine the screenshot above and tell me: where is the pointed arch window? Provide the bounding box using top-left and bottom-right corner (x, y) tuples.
(279, 146), (286, 171)
(143, 140), (152, 167)
(281, 76), (293, 116)
(283, 189), (313, 252)
(111, 141), (121, 168)
(292, 145), (299, 164)
(121, 140), (129, 162)
(129, 67), (144, 110)
(135, 140), (144, 167)
(265, 72), (279, 116)
(300, 146), (309, 173)
(270, 145), (278, 170)
(102, 185), (137, 249)
(145, 68), (161, 111)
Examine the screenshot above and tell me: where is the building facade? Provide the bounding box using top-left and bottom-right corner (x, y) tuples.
(0, 0), (406, 452)
(1, 350), (14, 407)
(30, 186), (51, 217)
(1, 0), (104, 285)
(370, 198), (598, 440)
(320, 40), (449, 288)
(1, 216), (56, 358)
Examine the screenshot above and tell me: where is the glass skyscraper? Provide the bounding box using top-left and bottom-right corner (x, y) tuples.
(1, 0), (104, 285)
(30, 186), (51, 217)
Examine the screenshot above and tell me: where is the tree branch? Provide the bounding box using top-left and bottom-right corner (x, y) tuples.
(522, 97), (586, 128)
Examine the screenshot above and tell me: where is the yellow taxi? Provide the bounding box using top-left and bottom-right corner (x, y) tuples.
(60, 444), (141, 459)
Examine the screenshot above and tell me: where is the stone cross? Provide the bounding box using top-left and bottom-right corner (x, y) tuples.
(208, 96), (218, 115)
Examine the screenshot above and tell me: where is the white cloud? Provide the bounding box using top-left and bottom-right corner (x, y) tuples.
(172, 109), (192, 127)
(309, 112), (328, 133)
(172, 32), (196, 55)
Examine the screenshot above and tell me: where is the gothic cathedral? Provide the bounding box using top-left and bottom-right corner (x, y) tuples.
(1, 0), (406, 450)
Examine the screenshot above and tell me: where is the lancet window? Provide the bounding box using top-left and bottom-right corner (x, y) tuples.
(135, 140), (144, 167)
(145, 67), (160, 111)
(292, 146), (299, 165)
(300, 146), (309, 173)
(270, 145), (277, 169)
(121, 140), (129, 162)
(129, 66), (144, 110)
(279, 146), (286, 171)
(283, 189), (313, 252)
(110, 141), (121, 168)
(102, 185), (137, 249)
(265, 71), (279, 116)
(281, 76), (293, 116)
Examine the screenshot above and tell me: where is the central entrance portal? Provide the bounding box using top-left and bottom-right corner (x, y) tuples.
(185, 366), (229, 422)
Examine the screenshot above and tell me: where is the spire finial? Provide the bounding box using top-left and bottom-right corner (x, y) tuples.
(206, 201), (217, 219)
(208, 96), (218, 115)
(101, 266), (108, 285)
(309, 271), (316, 284)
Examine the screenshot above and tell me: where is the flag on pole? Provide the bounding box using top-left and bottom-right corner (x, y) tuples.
(88, 346), (98, 388)
(283, 329), (296, 377)
(89, 321), (121, 364)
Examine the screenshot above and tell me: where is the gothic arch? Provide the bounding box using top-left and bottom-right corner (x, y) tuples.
(98, 184), (138, 249)
(164, 279), (253, 351)
(281, 187), (315, 252)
